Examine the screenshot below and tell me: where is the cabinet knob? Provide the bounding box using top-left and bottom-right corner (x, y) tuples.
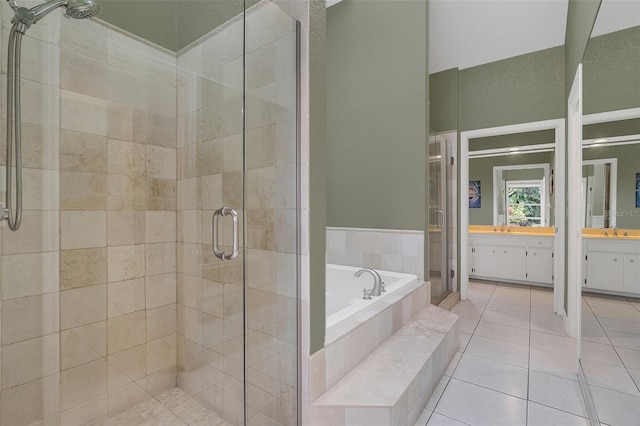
(613, 258), (618, 262)
(630, 259), (635, 263)
(504, 250), (507, 254)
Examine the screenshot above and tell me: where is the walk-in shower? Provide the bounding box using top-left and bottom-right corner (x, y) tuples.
(3, 0), (99, 230)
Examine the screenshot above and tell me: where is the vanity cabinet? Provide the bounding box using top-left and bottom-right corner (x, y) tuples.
(469, 234), (553, 285)
(583, 239), (640, 294)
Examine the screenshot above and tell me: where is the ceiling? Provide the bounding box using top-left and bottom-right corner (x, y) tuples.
(330, 0), (639, 75)
(97, 0), (640, 57)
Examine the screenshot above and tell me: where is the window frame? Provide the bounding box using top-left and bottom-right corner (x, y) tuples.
(505, 179), (546, 227)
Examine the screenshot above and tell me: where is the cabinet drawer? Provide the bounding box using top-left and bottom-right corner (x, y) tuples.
(526, 237), (553, 249)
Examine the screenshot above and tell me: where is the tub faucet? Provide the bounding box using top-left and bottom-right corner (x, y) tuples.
(354, 268), (384, 298)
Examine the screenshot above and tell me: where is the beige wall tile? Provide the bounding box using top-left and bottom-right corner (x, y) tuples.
(60, 395), (107, 426)
(1, 210), (59, 255)
(108, 344), (146, 383)
(2, 334), (59, 389)
(178, 210), (200, 244)
(108, 175), (146, 211)
(60, 49), (108, 99)
(146, 242), (177, 276)
(20, 79), (60, 126)
(22, 168), (59, 211)
(60, 358), (107, 411)
(0, 373), (60, 426)
(107, 139), (145, 176)
(60, 18), (108, 62)
(200, 138), (224, 175)
(147, 145), (177, 180)
(147, 335), (177, 374)
(60, 248), (107, 290)
(108, 245), (145, 282)
(18, 122), (58, 170)
(179, 274), (202, 310)
(60, 129), (107, 173)
(60, 285), (106, 330)
(107, 310), (146, 354)
(61, 211), (107, 249)
(201, 174), (223, 210)
(180, 306), (203, 345)
(60, 171), (107, 210)
(147, 304), (177, 341)
(146, 273), (177, 309)
(61, 90), (107, 136)
(1, 293), (59, 345)
(2, 252), (59, 299)
(107, 211), (145, 246)
(146, 211), (176, 243)
(107, 381), (149, 418)
(146, 178), (177, 211)
(108, 278), (145, 318)
(107, 67), (147, 111)
(202, 279), (224, 317)
(147, 113), (177, 149)
(107, 104), (134, 142)
(143, 365), (177, 396)
(61, 321), (106, 370)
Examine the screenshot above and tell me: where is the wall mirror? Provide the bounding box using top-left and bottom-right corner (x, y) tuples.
(578, 1), (640, 424)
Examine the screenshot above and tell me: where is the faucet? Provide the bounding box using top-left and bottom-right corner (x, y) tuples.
(354, 268), (384, 298)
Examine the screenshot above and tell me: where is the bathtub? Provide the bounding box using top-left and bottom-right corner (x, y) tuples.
(326, 264), (419, 330)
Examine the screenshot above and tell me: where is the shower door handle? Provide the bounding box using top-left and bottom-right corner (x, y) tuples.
(212, 207), (239, 261)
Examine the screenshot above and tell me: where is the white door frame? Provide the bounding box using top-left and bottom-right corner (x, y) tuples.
(460, 118), (565, 315)
(567, 64), (583, 340)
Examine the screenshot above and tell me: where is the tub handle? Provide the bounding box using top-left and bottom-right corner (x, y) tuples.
(363, 288), (372, 300)
(212, 207), (239, 261)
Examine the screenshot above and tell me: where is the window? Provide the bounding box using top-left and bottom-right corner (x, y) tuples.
(506, 180), (545, 226)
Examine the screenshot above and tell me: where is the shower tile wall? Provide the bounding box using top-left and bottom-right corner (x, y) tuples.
(176, 3), (297, 425)
(0, 9), (178, 425)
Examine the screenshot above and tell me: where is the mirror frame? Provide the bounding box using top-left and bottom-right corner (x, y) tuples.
(460, 118), (566, 314)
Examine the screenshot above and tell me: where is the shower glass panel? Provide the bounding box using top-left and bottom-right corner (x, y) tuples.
(429, 132), (450, 304)
(0, 0), (299, 424)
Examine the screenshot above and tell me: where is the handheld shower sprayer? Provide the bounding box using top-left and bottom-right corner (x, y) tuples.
(2, 0), (98, 231)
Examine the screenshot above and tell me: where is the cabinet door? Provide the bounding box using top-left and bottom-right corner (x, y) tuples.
(499, 247), (527, 281)
(472, 246), (499, 278)
(586, 251), (623, 291)
(527, 248), (553, 284)
(623, 255), (640, 294)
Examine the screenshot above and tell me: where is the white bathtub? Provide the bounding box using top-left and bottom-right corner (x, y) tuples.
(326, 264), (419, 329)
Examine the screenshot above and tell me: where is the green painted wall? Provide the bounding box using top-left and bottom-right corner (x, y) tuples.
(326, 0), (427, 231)
(583, 26), (640, 114)
(309, 0), (327, 355)
(430, 69), (459, 132)
(459, 47), (565, 131)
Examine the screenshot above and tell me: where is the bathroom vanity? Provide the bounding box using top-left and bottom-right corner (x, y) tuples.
(582, 231), (640, 294)
(468, 226), (554, 286)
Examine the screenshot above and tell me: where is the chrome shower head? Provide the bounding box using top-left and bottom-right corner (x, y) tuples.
(64, 0), (99, 19)
(13, 0), (99, 28)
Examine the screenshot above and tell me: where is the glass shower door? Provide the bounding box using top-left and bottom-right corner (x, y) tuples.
(429, 134), (450, 304)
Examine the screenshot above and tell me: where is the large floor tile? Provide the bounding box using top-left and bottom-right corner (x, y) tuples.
(581, 340), (623, 366)
(530, 331), (576, 356)
(465, 335), (529, 369)
(451, 300), (485, 320)
(530, 307), (568, 336)
(526, 401), (589, 426)
(585, 295), (637, 312)
(581, 317), (610, 345)
(607, 330), (640, 351)
(458, 333), (472, 352)
(627, 368), (640, 390)
(452, 354), (528, 399)
(456, 317), (479, 334)
(489, 293), (531, 307)
(590, 306), (640, 323)
(582, 359), (640, 396)
(485, 300), (530, 316)
(529, 347), (578, 381)
(611, 347), (640, 374)
(599, 318), (640, 336)
(530, 290), (554, 309)
(434, 379), (527, 426)
(590, 385), (640, 426)
(480, 309), (529, 330)
(473, 321), (530, 347)
(426, 412), (469, 426)
(528, 370), (588, 417)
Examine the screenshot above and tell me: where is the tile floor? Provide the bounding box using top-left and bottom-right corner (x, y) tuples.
(97, 387), (230, 426)
(415, 281), (640, 426)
